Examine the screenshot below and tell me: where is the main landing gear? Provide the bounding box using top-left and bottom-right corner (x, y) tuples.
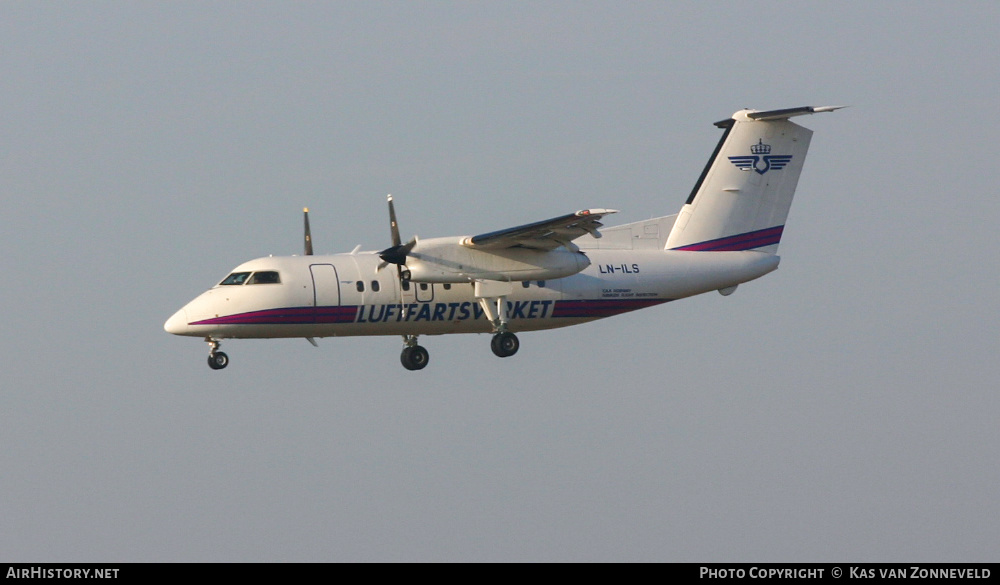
(206, 338), (229, 370)
(490, 331), (519, 358)
(400, 335), (429, 371)
(396, 331), (519, 370)
(396, 284), (525, 370)
(476, 286), (519, 359)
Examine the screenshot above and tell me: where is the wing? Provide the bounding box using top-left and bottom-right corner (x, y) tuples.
(464, 209), (619, 251)
(763, 154), (793, 171)
(728, 155), (759, 172)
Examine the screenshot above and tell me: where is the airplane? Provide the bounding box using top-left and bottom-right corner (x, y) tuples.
(165, 105), (842, 371)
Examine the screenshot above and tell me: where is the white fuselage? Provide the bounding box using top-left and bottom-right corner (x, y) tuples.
(164, 248), (779, 340)
(164, 105), (838, 370)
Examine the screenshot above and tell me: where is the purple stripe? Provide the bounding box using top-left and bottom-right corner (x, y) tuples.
(552, 298), (668, 318)
(671, 226), (784, 251)
(189, 298), (670, 326)
(191, 306), (357, 326)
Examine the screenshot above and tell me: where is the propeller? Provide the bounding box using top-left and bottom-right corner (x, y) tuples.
(303, 207), (313, 255)
(378, 239), (416, 268)
(377, 194), (416, 274)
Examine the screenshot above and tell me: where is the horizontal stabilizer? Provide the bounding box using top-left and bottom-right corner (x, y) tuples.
(747, 105), (847, 121)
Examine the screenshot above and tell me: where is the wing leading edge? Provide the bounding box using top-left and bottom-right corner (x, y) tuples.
(463, 209), (618, 251)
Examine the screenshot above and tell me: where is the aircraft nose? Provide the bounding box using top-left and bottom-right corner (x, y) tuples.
(164, 307), (190, 335)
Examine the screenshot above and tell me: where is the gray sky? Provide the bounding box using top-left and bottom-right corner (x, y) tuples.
(2, 2), (997, 562)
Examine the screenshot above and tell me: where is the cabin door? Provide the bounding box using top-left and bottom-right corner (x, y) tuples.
(309, 264), (341, 309)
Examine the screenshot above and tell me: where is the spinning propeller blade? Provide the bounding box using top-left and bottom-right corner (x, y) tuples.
(303, 207), (314, 256)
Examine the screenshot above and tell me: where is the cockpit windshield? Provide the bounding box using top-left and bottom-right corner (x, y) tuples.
(248, 271), (280, 284)
(220, 272), (251, 285)
(219, 271), (281, 286)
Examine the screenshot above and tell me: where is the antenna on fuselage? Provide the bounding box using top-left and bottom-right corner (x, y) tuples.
(303, 207), (314, 256)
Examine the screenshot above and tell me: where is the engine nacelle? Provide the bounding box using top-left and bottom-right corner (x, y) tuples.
(404, 236), (590, 283)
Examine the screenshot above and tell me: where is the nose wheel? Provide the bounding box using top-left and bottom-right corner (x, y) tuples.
(208, 351), (229, 370)
(206, 338), (229, 370)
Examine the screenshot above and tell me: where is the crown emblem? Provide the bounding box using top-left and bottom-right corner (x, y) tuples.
(728, 139), (792, 175)
(750, 139), (771, 155)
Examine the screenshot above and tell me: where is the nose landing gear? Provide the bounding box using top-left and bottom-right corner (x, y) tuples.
(206, 338), (229, 370)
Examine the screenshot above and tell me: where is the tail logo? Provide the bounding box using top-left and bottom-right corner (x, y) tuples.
(728, 139), (793, 175)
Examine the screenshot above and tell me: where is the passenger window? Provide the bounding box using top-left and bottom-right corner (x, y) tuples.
(419, 283), (428, 291)
(402, 281), (410, 291)
(371, 280), (380, 292)
(443, 283), (451, 290)
(538, 280), (545, 287)
(522, 281), (530, 288)
(248, 271), (280, 284)
(356, 281), (365, 292)
(220, 272), (251, 286)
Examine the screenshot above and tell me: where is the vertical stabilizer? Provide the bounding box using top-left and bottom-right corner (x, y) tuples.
(664, 106), (841, 254)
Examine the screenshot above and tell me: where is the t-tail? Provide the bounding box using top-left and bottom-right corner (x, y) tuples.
(665, 106), (843, 254)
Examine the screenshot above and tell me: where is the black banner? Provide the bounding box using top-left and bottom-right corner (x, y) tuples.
(1, 563), (997, 579)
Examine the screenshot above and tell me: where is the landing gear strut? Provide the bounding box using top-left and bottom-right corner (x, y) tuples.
(206, 338), (229, 370)
(474, 281), (521, 359)
(400, 335), (429, 371)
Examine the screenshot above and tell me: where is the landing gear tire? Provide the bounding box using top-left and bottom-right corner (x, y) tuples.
(400, 345), (429, 371)
(491, 332), (519, 358)
(208, 351), (229, 370)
